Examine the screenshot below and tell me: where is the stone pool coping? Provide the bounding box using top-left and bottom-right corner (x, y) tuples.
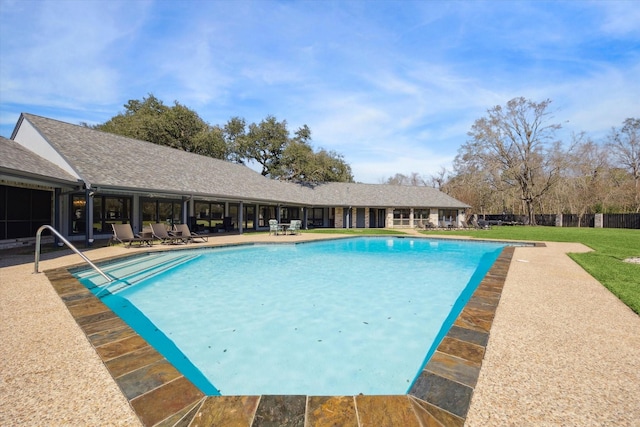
(43, 237), (523, 426)
(5, 233), (637, 425)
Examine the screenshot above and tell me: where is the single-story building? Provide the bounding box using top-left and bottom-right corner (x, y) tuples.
(1, 113), (469, 247)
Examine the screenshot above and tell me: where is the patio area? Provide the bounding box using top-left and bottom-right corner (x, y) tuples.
(1, 232), (638, 426)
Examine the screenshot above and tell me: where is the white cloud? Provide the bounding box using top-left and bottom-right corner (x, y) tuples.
(1, 0), (638, 182)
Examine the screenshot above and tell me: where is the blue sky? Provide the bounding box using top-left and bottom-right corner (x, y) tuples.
(1, 0), (639, 183)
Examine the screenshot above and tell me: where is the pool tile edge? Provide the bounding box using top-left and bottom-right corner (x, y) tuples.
(46, 244), (516, 427)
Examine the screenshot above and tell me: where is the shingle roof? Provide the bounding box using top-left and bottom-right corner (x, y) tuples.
(0, 136), (79, 185)
(17, 113), (469, 209)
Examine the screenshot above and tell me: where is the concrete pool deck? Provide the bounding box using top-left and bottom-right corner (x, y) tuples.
(1, 232), (639, 426)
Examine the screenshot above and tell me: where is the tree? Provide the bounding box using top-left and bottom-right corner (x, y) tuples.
(457, 97), (564, 225)
(553, 133), (610, 223)
(94, 95), (354, 183)
(278, 126), (353, 183)
(93, 94), (221, 157)
(223, 117), (248, 163)
(384, 172), (426, 186)
(309, 149), (353, 182)
(242, 115), (290, 177)
(608, 118), (640, 212)
(191, 126), (229, 159)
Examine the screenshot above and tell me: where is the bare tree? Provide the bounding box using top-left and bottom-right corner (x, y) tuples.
(608, 118), (640, 212)
(459, 97), (565, 225)
(384, 173), (426, 186)
(428, 167), (448, 190)
(556, 133), (610, 224)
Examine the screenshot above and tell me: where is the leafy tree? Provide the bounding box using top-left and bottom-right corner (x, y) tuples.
(93, 94), (220, 157)
(278, 126), (353, 182)
(280, 139), (315, 181)
(94, 95), (353, 182)
(223, 117), (248, 163)
(457, 97), (565, 225)
(608, 118), (640, 212)
(309, 149), (353, 183)
(191, 126), (229, 159)
(242, 115), (290, 177)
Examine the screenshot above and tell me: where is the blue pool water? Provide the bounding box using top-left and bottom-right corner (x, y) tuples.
(76, 237), (506, 396)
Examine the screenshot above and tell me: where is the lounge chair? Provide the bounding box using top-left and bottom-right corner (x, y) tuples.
(471, 217), (489, 229)
(173, 223), (208, 243)
(150, 223), (185, 244)
(111, 223), (151, 247)
(268, 219), (281, 235)
(223, 216), (234, 231)
(286, 219), (301, 235)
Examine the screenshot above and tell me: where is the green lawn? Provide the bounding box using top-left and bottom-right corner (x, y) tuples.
(418, 226), (640, 315)
(305, 226), (640, 314)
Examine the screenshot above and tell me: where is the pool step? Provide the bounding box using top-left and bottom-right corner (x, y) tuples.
(76, 252), (192, 286)
(77, 253), (200, 296)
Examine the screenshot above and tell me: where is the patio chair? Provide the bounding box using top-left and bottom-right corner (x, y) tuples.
(471, 217), (490, 230)
(150, 223), (185, 244)
(286, 219), (301, 235)
(438, 220), (451, 229)
(173, 223), (208, 243)
(459, 220), (470, 229)
(223, 216), (234, 231)
(268, 219), (281, 235)
(111, 224), (151, 248)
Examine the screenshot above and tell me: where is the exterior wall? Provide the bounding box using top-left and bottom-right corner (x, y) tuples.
(335, 207), (344, 228)
(351, 207), (357, 228)
(429, 208), (439, 226)
(13, 120), (80, 178)
(364, 208), (370, 228)
(386, 208), (394, 228)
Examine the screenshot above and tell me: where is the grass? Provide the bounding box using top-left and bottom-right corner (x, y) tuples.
(415, 226), (640, 315)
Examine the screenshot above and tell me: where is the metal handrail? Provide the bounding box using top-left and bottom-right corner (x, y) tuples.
(34, 225), (113, 282)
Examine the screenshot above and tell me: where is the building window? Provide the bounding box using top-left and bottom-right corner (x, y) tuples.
(393, 209), (410, 226)
(71, 195), (87, 234)
(194, 201), (224, 232)
(93, 196), (132, 234)
(259, 206), (276, 227)
(141, 198), (182, 228)
(279, 206), (301, 223)
(71, 194), (132, 235)
(414, 209), (430, 227)
(243, 205), (255, 230)
(438, 209), (458, 225)
(308, 208), (324, 228)
(1, 185), (52, 239)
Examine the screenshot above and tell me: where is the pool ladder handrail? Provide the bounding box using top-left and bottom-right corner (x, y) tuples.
(34, 225), (113, 282)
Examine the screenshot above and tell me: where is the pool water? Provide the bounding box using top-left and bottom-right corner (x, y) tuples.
(76, 237), (505, 396)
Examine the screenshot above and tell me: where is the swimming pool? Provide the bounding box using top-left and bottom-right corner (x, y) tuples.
(76, 237), (506, 396)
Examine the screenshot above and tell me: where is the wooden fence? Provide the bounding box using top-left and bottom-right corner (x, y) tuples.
(480, 213), (640, 229)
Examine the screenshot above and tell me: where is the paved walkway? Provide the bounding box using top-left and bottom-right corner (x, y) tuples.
(1, 233), (639, 426)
